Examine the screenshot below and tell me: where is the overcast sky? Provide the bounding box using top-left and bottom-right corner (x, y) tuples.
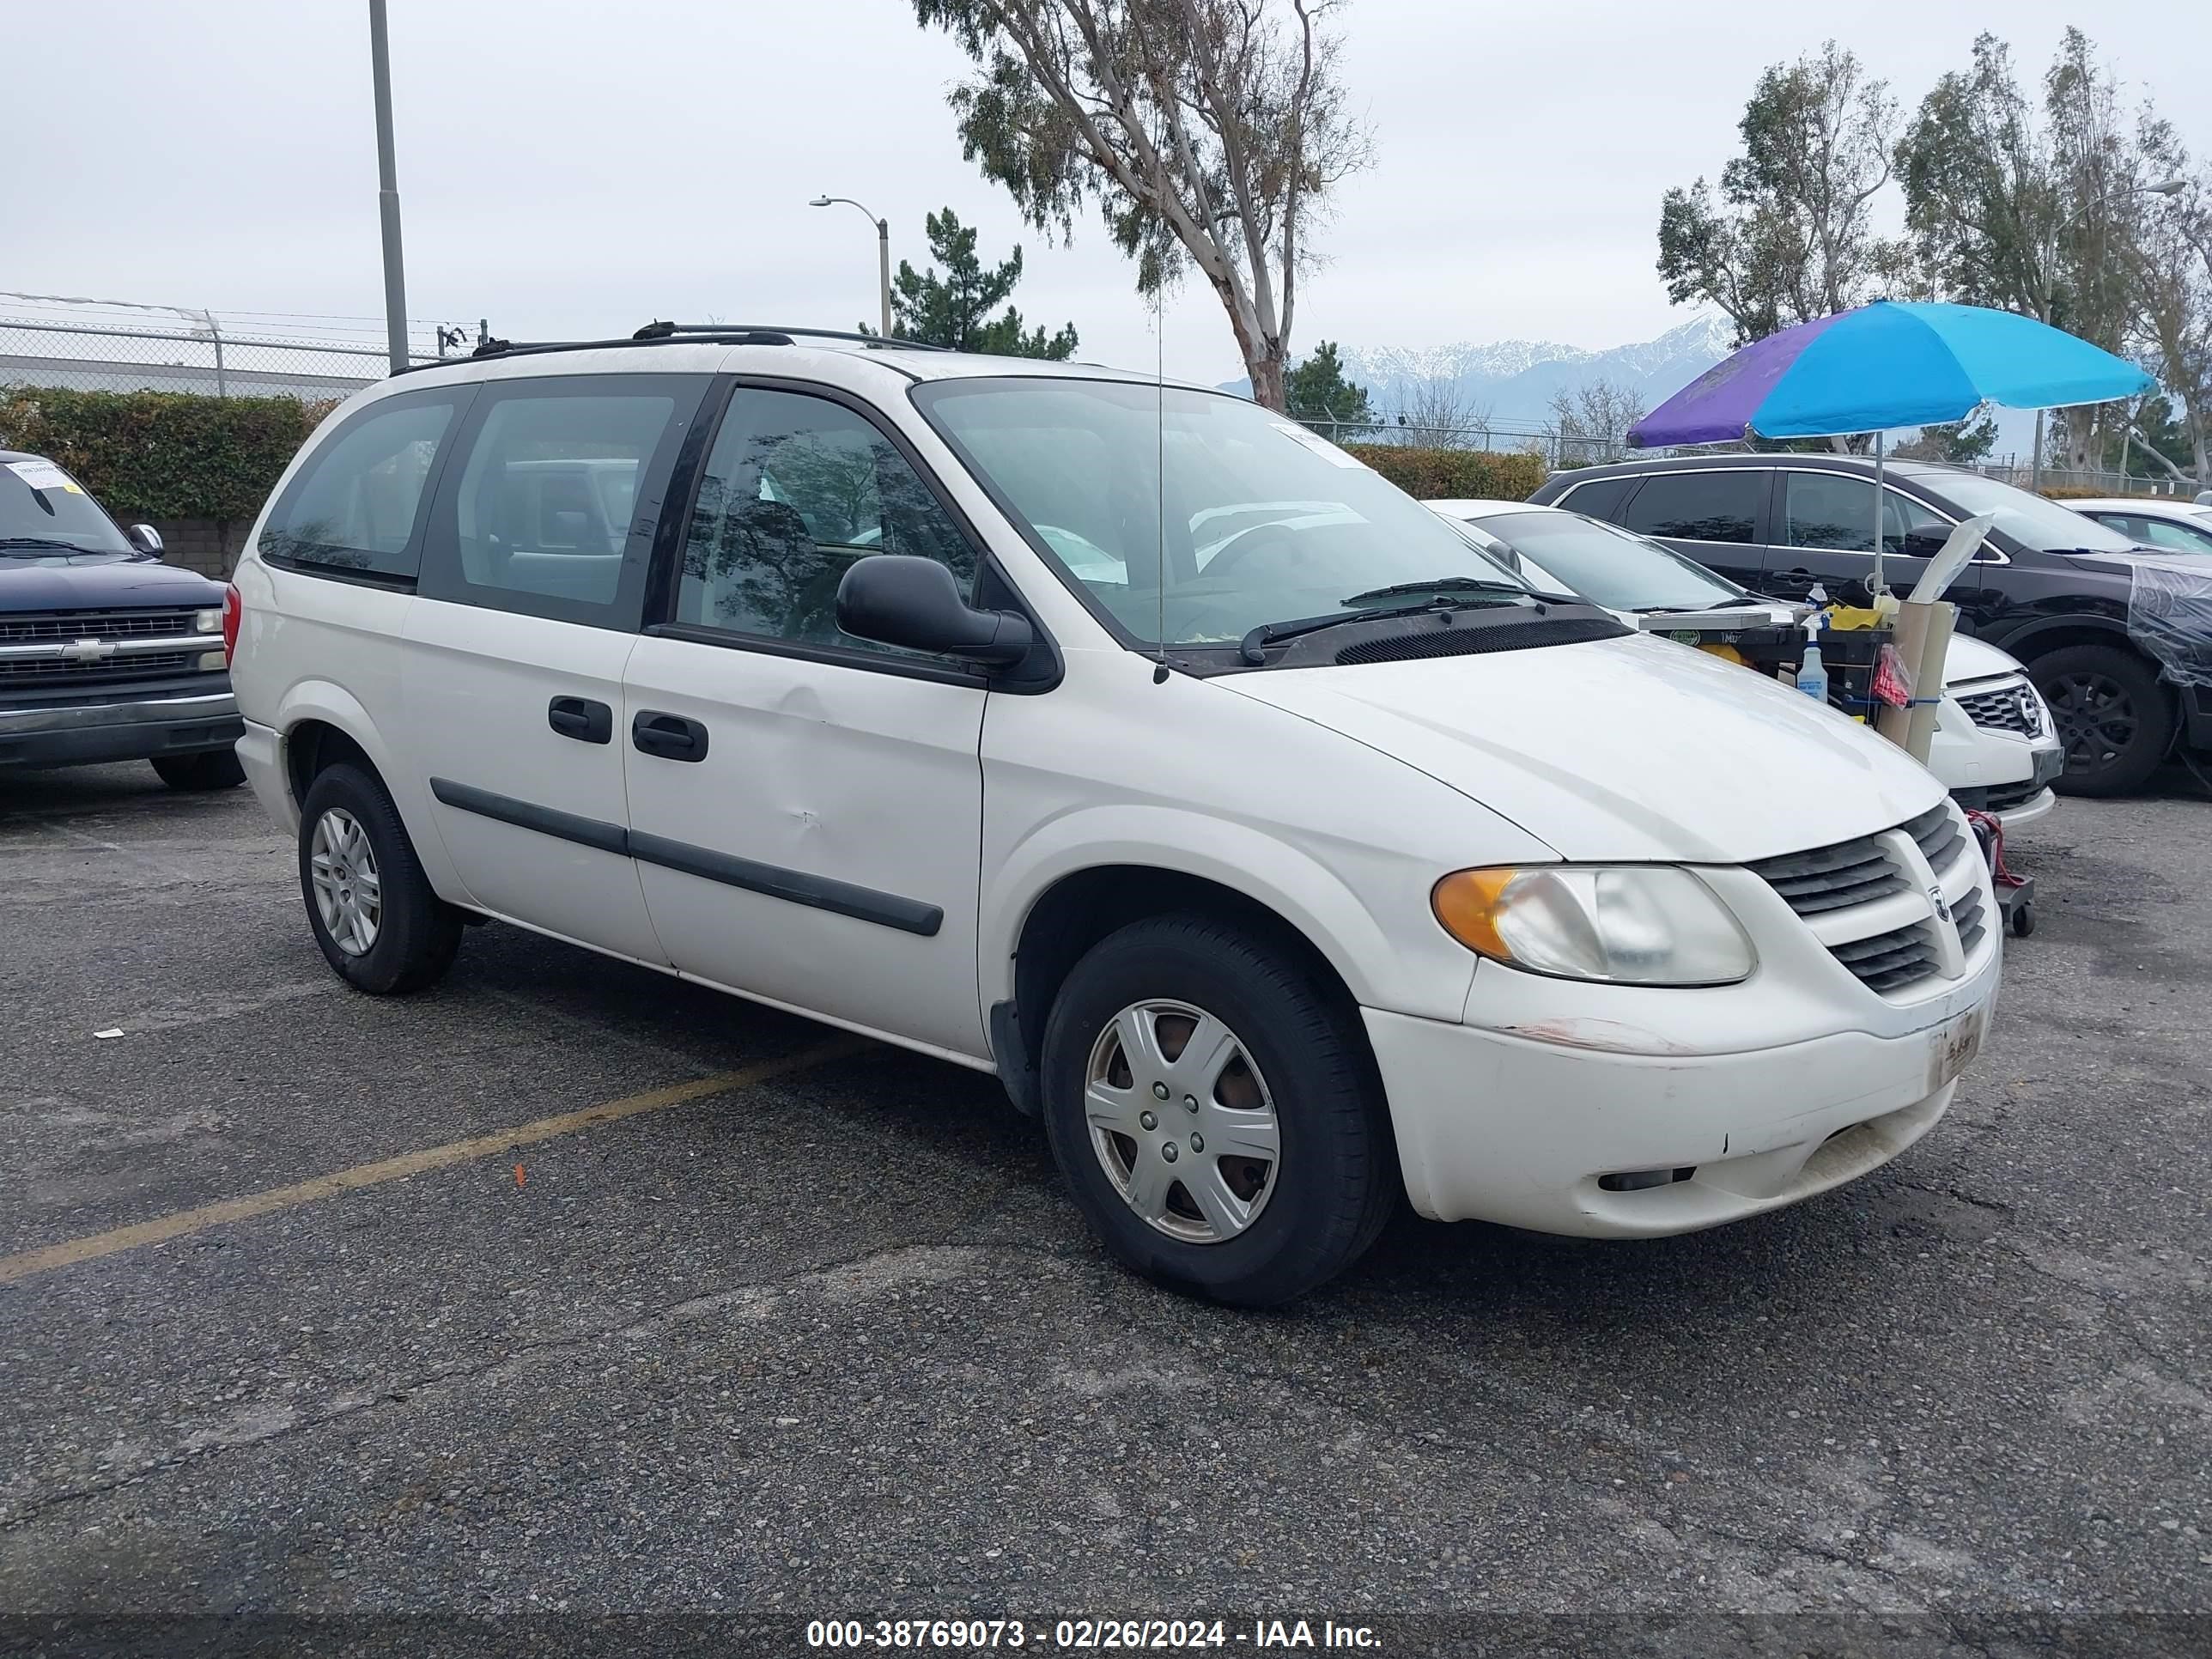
(6, 1), (2210, 384)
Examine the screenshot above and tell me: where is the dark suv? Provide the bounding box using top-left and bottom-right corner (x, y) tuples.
(2, 449), (244, 788)
(1530, 454), (2210, 797)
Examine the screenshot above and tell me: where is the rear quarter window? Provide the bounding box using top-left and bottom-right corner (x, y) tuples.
(258, 390), (472, 582)
(1551, 475), (1634, 523)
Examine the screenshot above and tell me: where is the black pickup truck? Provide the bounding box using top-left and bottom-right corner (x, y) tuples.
(1, 449), (244, 788)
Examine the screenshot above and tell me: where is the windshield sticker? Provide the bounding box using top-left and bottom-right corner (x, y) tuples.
(6, 459), (81, 494)
(1269, 422), (1368, 469)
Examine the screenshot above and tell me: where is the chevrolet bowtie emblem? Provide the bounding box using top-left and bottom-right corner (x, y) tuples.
(62, 638), (118, 665)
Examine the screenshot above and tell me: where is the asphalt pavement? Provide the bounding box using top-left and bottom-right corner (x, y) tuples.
(2, 761), (2208, 1656)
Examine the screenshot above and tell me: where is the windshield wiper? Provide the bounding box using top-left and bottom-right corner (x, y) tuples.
(1340, 575), (1570, 605)
(0, 537), (90, 552)
(1238, 594), (1524, 664)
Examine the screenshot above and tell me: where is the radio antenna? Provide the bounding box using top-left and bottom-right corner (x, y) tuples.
(1152, 283), (1169, 684)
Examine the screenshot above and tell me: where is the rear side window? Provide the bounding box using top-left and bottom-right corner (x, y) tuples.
(418, 374), (707, 628)
(1553, 475), (1633, 523)
(1622, 471), (1760, 544)
(258, 393), (465, 580)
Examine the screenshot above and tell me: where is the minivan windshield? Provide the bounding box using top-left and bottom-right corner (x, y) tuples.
(1, 458), (134, 556)
(1456, 509), (1752, 612)
(1925, 471), (2142, 554)
(912, 378), (1536, 647)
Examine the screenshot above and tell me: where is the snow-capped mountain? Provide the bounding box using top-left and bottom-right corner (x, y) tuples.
(1335, 314), (1736, 425)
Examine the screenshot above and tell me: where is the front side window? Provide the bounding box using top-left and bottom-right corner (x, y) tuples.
(675, 389), (975, 653)
(911, 378), (1534, 647)
(1621, 471), (1760, 545)
(259, 396), (461, 579)
(1784, 472), (1951, 556)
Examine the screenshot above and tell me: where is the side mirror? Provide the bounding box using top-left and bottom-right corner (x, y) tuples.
(836, 555), (1034, 667)
(127, 524), (165, 555)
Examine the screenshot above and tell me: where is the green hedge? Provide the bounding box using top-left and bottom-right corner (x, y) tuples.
(0, 386), (332, 524)
(1342, 443), (1547, 502)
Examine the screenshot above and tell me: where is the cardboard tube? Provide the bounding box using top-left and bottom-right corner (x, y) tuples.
(1904, 601), (1956, 763)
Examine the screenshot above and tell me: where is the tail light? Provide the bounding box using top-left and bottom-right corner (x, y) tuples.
(222, 583), (243, 659)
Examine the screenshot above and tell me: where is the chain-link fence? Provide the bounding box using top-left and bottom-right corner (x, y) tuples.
(1962, 459), (2204, 498)
(1298, 414), (1632, 470)
(0, 293), (479, 401)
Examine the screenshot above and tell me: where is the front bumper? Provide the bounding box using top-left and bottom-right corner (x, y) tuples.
(1365, 942), (2000, 1237)
(0, 688), (241, 769)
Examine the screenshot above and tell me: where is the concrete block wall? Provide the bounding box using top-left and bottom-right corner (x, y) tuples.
(149, 520), (251, 580)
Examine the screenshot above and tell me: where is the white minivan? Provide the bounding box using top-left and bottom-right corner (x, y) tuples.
(228, 326), (2001, 1305)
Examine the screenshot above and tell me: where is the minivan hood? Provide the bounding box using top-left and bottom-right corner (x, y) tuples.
(0, 558), (222, 612)
(1218, 632), (1946, 864)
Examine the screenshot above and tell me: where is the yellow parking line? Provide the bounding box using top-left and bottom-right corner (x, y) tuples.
(0, 1037), (866, 1287)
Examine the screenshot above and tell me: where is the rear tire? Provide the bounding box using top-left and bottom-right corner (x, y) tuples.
(2032, 643), (2173, 799)
(151, 749), (246, 791)
(298, 763), (463, 994)
(1039, 914), (1395, 1308)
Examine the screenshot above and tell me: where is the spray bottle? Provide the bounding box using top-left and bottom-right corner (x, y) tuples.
(1795, 612), (1829, 704)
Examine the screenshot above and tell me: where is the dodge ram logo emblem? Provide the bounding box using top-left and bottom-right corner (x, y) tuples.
(1929, 884), (1952, 923)
(61, 638), (117, 665)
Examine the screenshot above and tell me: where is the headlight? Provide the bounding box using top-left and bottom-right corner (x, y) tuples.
(193, 608), (222, 634)
(1431, 866), (1755, 986)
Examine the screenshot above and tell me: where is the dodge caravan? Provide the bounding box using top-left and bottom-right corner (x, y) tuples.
(228, 325), (2002, 1305)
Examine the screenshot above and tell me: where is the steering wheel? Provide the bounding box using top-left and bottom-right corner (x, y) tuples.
(1201, 522), (1301, 577)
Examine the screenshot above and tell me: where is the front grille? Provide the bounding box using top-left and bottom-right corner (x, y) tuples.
(0, 651), (200, 688)
(1951, 884), (1987, 956)
(1831, 922), (1942, 993)
(1745, 833), (1905, 915)
(0, 608), (202, 643)
(1957, 678), (2045, 737)
(1982, 777), (2045, 811)
(1750, 801), (1986, 996)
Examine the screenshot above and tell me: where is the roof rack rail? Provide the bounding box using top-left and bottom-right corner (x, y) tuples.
(390, 322), (953, 376)
(632, 321), (949, 350)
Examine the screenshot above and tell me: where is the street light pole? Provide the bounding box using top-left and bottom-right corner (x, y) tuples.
(368, 0), (409, 375)
(810, 196), (891, 337)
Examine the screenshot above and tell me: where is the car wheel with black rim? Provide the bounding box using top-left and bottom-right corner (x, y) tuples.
(298, 763), (464, 994)
(1039, 914), (1396, 1307)
(2031, 643), (2173, 799)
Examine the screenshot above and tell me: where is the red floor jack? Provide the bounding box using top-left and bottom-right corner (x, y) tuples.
(1965, 810), (2034, 937)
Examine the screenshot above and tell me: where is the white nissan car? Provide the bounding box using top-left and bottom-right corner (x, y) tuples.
(1430, 500), (2064, 828)
(226, 327), (2001, 1306)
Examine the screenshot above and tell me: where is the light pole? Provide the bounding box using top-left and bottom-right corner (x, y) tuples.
(2031, 177), (2186, 489)
(368, 0), (409, 375)
(810, 196), (891, 338)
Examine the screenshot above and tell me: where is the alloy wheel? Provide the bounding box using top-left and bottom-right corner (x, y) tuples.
(2046, 670), (2137, 777)
(309, 807), (383, 957)
(1085, 999), (1281, 1244)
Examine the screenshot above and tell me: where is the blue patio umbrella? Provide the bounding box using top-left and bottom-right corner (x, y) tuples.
(1628, 301), (2156, 592)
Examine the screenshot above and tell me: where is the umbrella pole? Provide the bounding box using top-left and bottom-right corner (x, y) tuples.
(1870, 428), (1887, 598)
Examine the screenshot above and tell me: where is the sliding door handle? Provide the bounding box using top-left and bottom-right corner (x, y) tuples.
(548, 696), (613, 744)
(631, 710), (709, 763)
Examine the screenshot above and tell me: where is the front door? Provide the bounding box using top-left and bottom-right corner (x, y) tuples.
(404, 373), (708, 963)
(622, 385), (991, 1060)
(1765, 470), (1984, 613)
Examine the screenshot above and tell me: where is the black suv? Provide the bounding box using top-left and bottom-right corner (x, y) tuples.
(1530, 454), (2210, 797)
(2, 449), (244, 788)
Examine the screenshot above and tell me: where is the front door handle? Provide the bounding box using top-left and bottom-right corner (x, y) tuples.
(631, 709), (709, 763)
(548, 696), (613, 744)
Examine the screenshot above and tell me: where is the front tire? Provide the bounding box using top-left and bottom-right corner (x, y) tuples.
(2032, 643), (2173, 798)
(1040, 915), (1395, 1308)
(298, 763), (463, 994)
(151, 749), (246, 791)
